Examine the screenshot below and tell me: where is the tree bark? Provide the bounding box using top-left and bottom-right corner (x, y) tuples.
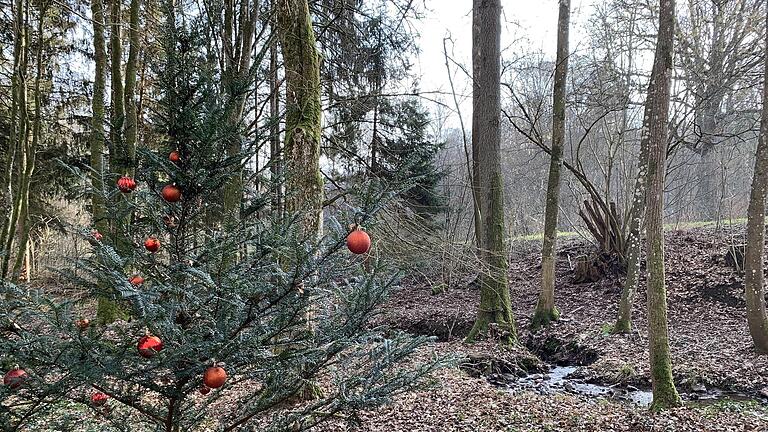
(222, 0), (260, 226)
(466, 0), (517, 345)
(1, 0), (30, 279)
(123, 0), (141, 172)
(90, 0), (108, 237)
(743, 4), (768, 354)
(11, 1), (46, 280)
(269, 20), (282, 218)
(644, 0), (681, 411)
(277, 0), (323, 240)
(532, 0), (570, 330)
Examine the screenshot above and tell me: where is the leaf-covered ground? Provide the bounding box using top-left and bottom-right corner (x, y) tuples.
(361, 226), (768, 431)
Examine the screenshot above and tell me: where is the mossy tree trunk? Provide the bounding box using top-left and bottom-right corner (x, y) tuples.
(466, 0), (516, 345)
(643, 0), (681, 411)
(1, 0), (30, 279)
(92, 0), (117, 321)
(532, 0), (570, 330)
(11, 1), (47, 280)
(90, 0), (108, 237)
(743, 4), (768, 354)
(277, 0), (323, 240)
(221, 0), (260, 227)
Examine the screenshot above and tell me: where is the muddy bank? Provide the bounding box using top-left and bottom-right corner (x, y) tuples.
(378, 226), (768, 398)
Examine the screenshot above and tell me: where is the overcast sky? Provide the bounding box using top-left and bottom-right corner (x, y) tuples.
(412, 0), (596, 129)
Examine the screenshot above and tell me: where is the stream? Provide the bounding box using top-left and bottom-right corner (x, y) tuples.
(497, 365), (766, 408)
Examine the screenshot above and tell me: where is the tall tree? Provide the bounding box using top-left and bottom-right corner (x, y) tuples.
(220, 0), (260, 225)
(742, 4), (768, 354)
(0, 0), (30, 278)
(10, 0), (47, 280)
(466, 0), (517, 344)
(277, 0), (323, 240)
(532, 0), (570, 329)
(90, 0), (108, 239)
(644, 0), (682, 410)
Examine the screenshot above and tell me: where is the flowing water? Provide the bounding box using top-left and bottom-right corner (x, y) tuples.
(499, 365), (765, 408)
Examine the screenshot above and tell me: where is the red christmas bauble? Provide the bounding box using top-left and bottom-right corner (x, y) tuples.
(92, 230), (103, 241)
(144, 237), (160, 252)
(199, 385), (211, 395)
(91, 392), (108, 406)
(117, 176), (137, 193)
(75, 318), (91, 330)
(346, 229), (371, 254)
(161, 185), (182, 203)
(203, 366), (227, 389)
(169, 151), (181, 163)
(3, 368), (28, 389)
(137, 335), (164, 358)
(129, 275), (144, 286)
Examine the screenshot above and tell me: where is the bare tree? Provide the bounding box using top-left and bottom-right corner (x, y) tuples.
(533, 0), (571, 329)
(644, 0), (682, 410)
(743, 4), (768, 354)
(466, 0), (517, 344)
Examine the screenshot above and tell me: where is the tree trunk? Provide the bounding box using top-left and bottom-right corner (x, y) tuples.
(90, 0), (108, 236)
(466, 0), (517, 345)
(109, 0), (124, 160)
(532, 0), (570, 330)
(11, 2), (46, 280)
(613, 4), (654, 334)
(743, 5), (768, 354)
(269, 25), (283, 218)
(644, 0), (681, 411)
(123, 0), (140, 171)
(277, 0), (323, 240)
(1, 0), (29, 279)
(221, 0), (260, 227)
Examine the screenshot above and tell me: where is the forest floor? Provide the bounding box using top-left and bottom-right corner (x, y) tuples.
(327, 225), (768, 431)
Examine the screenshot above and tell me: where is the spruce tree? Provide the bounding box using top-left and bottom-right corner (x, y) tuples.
(0, 4), (443, 430)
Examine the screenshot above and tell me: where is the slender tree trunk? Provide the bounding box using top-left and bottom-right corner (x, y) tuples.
(644, 0), (681, 411)
(109, 0), (124, 161)
(613, 10), (651, 334)
(11, 2), (46, 280)
(91, 0), (108, 236)
(269, 25), (282, 218)
(123, 0), (141, 171)
(614, 137), (650, 333)
(1, 0), (29, 279)
(532, 0), (570, 330)
(743, 5), (768, 354)
(466, 0), (516, 345)
(277, 0), (323, 240)
(222, 0), (259, 227)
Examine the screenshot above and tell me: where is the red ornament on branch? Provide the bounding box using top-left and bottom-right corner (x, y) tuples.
(75, 318), (91, 330)
(161, 185), (182, 203)
(137, 334), (164, 358)
(129, 275), (145, 286)
(346, 227), (371, 254)
(3, 367), (28, 390)
(203, 366), (227, 389)
(117, 176), (137, 193)
(144, 237), (160, 252)
(91, 392), (109, 406)
(169, 151), (181, 163)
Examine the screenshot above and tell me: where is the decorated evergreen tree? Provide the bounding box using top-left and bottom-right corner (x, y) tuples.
(0, 3), (443, 430)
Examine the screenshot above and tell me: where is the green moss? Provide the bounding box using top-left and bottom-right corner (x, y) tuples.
(96, 297), (129, 324)
(531, 306), (560, 331)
